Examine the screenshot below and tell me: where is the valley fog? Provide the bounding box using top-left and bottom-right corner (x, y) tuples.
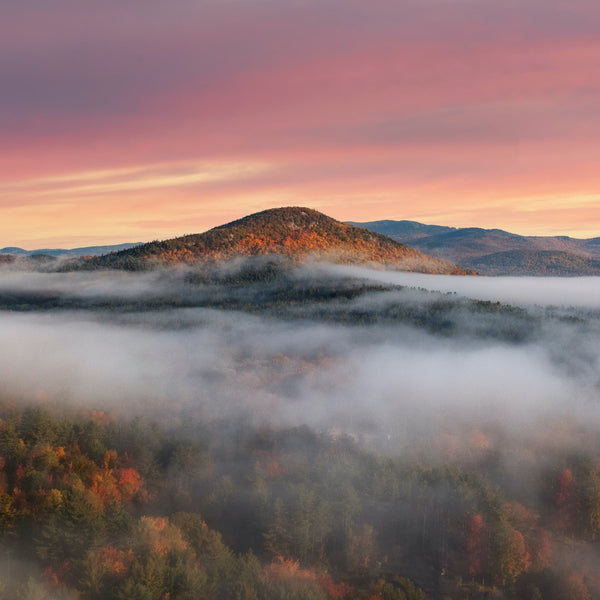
(0, 264), (599, 445)
(319, 264), (600, 309)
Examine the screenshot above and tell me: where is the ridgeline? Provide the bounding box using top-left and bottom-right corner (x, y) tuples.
(66, 207), (472, 274)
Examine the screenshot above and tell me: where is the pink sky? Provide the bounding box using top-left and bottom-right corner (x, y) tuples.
(2, 0), (600, 248)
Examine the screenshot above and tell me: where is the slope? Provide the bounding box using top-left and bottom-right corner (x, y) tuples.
(353, 220), (600, 276)
(469, 250), (600, 276)
(69, 207), (471, 274)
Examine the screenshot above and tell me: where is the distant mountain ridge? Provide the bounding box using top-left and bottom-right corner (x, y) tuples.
(469, 250), (600, 276)
(9, 212), (597, 276)
(66, 207), (471, 274)
(350, 220), (600, 276)
(0, 243), (140, 258)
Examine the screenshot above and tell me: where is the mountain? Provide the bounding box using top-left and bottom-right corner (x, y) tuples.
(0, 247), (29, 255)
(353, 220), (600, 276)
(0, 243), (140, 258)
(347, 220), (455, 244)
(469, 250), (600, 276)
(68, 207), (471, 274)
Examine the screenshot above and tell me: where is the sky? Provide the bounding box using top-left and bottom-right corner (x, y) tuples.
(2, 0), (600, 248)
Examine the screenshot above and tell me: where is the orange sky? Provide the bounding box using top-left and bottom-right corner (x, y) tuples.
(2, 1), (600, 248)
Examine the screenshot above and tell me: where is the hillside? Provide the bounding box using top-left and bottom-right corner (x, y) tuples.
(347, 219), (456, 244)
(469, 250), (600, 276)
(69, 207), (471, 274)
(354, 220), (600, 276)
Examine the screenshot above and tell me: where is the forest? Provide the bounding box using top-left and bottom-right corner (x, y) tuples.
(0, 259), (600, 599)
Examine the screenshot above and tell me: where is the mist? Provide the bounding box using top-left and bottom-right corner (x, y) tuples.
(1, 264), (599, 445)
(319, 264), (600, 308)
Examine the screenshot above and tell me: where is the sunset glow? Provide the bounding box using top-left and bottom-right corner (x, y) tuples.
(2, 1), (600, 247)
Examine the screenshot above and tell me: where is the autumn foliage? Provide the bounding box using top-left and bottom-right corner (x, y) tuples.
(0, 403), (600, 599)
(79, 206), (470, 274)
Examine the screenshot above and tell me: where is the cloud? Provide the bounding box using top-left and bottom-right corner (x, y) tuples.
(318, 265), (600, 308)
(0, 266), (599, 456)
(1, 161), (273, 202)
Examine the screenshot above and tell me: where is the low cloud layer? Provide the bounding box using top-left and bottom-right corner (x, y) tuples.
(321, 265), (600, 308)
(0, 266), (599, 461)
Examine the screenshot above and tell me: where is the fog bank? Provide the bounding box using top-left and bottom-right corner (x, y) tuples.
(0, 264), (599, 454)
(319, 265), (600, 308)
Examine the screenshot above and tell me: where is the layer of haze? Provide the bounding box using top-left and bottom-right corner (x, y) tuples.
(2, 1), (600, 246)
(321, 265), (600, 308)
(1, 266), (599, 465)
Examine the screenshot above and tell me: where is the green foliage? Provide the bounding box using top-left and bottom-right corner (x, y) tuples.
(371, 576), (430, 600)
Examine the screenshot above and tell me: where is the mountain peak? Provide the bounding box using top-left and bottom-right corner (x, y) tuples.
(214, 206), (328, 229)
(68, 207), (471, 274)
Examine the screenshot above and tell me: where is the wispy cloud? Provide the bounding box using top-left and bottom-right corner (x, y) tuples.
(1, 161), (274, 199)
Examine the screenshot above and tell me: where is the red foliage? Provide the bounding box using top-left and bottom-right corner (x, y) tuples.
(318, 574), (354, 599)
(466, 513), (486, 576)
(117, 468), (143, 501)
(266, 458), (283, 478)
(43, 560), (70, 587)
(530, 528), (553, 571)
(556, 469), (573, 506)
(556, 468), (575, 530)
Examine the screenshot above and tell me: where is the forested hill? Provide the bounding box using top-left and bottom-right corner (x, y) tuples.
(468, 250), (600, 276)
(351, 219), (600, 276)
(66, 207), (472, 274)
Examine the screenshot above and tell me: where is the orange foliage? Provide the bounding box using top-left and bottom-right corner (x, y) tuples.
(86, 457), (143, 511)
(255, 454), (284, 478)
(96, 545), (134, 576)
(89, 471), (121, 510)
(117, 468), (143, 501)
(511, 530), (532, 574)
(318, 575), (354, 599)
(137, 516), (188, 556)
(265, 556), (319, 583)
(267, 555), (300, 577)
(43, 560), (70, 587)
(91, 410), (113, 425)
